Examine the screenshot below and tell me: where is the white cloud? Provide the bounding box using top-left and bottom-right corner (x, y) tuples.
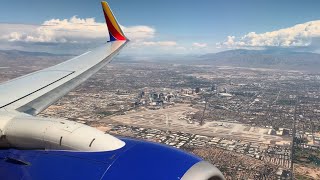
(141, 41), (177, 46)
(122, 25), (155, 40)
(0, 16), (155, 43)
(218, 20), (320, 48)
(192, 42), (207, 48)
(0, 16), (190, 54)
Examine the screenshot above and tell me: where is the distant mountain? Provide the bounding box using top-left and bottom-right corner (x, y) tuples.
(201, 49), (320, 72)
(0, 49), (73, 58)
(0, 49), (73, 69)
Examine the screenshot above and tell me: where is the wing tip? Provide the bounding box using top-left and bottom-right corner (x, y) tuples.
(101, 1), (128, 42)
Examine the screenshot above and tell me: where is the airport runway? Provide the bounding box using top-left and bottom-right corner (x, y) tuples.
(103, 104), (291, 145)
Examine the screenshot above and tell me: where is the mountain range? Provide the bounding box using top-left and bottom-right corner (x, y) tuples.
(0, 50), (73, 69)
(200, 49), (320, 72)
(1, 49), (320, 72)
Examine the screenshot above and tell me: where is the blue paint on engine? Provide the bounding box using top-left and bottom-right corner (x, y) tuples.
(0, 138), (201, 180)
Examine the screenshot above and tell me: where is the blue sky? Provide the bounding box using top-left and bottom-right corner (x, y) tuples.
(0, 0), (320, 55)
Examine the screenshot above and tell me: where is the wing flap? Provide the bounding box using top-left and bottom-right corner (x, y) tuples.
(0, 70), (74, 108)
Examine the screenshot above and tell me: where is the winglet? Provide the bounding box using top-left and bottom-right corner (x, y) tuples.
(101, 1), (128, 42)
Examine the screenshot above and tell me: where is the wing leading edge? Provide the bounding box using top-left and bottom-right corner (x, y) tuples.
(0, 1), (128, 115)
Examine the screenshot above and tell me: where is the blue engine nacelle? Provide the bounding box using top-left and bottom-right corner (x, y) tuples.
(104, 138), (224, 180)
(0, 138), (224, 180)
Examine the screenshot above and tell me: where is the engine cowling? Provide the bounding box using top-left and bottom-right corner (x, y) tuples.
(101, 138), (225, 180)
(0, 112), (224, 179)
(2, 115), (124, 151)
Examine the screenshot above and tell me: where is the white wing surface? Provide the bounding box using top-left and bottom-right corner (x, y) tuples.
(0, 1), (129, 115)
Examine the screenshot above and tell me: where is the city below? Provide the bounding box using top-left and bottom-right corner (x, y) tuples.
(1, 53), (319, 179)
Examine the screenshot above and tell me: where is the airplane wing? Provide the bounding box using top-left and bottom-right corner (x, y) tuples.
(0, 1), (128, 115)
(0, 2), (225, 180)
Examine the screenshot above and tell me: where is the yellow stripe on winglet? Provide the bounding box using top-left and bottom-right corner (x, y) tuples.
(101, 1), (124, 36)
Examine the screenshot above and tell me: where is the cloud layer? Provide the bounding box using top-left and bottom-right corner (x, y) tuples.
(0, 16), (155, 43)
(0, 16), (184, 56)
(218, 20), (320, 48)
(192, 42), (207, 48)
(140, 41), (177, 46)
